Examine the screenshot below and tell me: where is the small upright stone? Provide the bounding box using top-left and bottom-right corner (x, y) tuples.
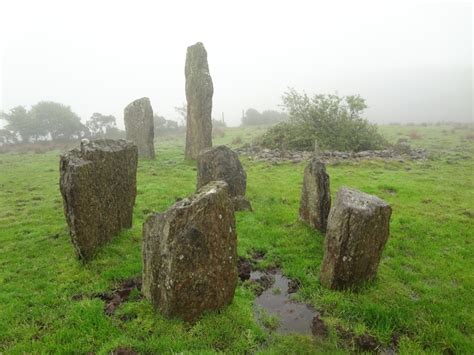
(320, 187), (392, 290)
(142, 181), (237, 322)
(197, 145), (251, 211)
(124, 97), (155, 159)
(60, 139), (138, 260)
(299, 159), (331, 232)
(314, 139), (321, 158)
(185, 42), (213, 160)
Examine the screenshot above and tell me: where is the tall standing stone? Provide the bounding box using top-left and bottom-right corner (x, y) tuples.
(196, 145), (251, 211)
(185, 42), (213, 160)
(124, 97), (155, 159)
(142, 181), (237, 322)
(60, 139), (138, 260)
(299, 159), (331, 232)
(320, 187), (392, 290)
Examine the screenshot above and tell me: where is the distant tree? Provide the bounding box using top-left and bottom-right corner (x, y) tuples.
(242, 108), (261, 126)
(86, 113), (117, 138)
(29, 101), (87, 140)
(212, 118), (226, 128)
(261, 110), (288, 124)
(0, 129), (17, 144)
(174, 103), (187, 126)
(103, 126), (125, 139)
(241, 108), (288, 126)
(1, 106), (45, 142)
(154, 114), (180, 136)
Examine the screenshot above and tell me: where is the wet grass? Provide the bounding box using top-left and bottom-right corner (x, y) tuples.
(0, 124), (473, 353)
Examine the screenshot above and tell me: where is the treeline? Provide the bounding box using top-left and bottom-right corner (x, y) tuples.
(0, 101), (187, 145)
(0, 102), (124, 144)
(241, 108), (288, 126)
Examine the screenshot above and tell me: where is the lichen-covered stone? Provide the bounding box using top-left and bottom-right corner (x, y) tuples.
(320, 187), (392, 290)
(124, 97), (155, 159)
(197, 145), (251, 211)
(185, 42), (213, 159)
(142, 181), (237, 322)
(60, 139), (138, 260)
(299, 159), (331, 232)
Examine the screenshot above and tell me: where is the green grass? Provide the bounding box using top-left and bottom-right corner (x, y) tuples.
(0, 124), (473, 353)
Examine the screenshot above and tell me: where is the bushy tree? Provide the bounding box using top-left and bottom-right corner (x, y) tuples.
(154, 114), (180, 136)
(212, 118), (226, 128)
(174, 103), (187, 126)
(0, 129), (17, 144)
(261, 89), (387, 151)
(1, 106), (45, 142)
(86, 113), (117, 138)
(241, 108), (288, 126)
(29, 101), (87, 140)
(103, 126), (125, 139)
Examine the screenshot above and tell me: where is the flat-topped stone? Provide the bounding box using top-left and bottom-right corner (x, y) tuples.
(320, 187), (392, 290)
(60, 139), (138, 260)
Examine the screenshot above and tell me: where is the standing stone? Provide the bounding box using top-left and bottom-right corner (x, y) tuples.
(314, 139), (321, 158)
(60, 139), (138, 260)
(320, 187), (392, 290)
(197, 145), (251, 211)
(299, 159), (331, 232)
(185, 42), (213, 160)
(142, 181), (237, 322)
(124, 97), (155, 159)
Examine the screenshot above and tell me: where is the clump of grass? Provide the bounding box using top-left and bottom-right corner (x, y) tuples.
(408, 130), (422, 140)
(257, 308), (280, 331)
(212, 127), (225, 138)
(465, 132), (474, 141)
(232, 136), (243, 145)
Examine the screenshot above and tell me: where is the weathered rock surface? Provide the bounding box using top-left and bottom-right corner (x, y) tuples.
(197, 145), (251, 211)
(60, 139), (138, 260)
(320, 187), (392, 290)
(299, 159), (331, 232)
(185, 42), (213, 159)
(124, 97), (155, 159)
(142, 181), (237, 322)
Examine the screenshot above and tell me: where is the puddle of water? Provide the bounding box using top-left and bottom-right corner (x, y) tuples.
(251, 270), (317, 335)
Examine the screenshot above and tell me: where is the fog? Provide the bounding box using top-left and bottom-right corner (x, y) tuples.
(0, 0), (472, 128)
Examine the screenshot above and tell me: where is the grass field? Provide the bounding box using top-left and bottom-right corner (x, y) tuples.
(0, 124), (473, 354)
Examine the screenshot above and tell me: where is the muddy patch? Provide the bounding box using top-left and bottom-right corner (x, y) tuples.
(251, 270), (319, 335)
(72, 276), (142, 316)
(335, 325), (398, 353)
(111, 347), (138, 355)
(238, 256), (252, 281)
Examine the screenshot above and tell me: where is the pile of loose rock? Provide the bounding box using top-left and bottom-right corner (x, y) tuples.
(235, 143), (427, 164)
(58, 41), (394, 326)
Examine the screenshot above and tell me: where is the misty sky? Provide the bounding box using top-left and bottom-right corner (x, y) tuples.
(0, 0), (472, 128)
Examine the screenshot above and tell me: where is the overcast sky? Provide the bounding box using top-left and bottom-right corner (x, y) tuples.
(0, 0), (472, 127)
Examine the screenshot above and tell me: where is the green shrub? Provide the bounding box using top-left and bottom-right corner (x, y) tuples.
(260, 89), (387, 151)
